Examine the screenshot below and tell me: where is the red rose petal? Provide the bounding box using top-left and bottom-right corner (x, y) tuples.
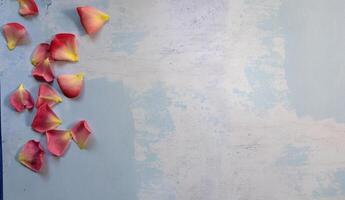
(32, 104), (62, 133)
(31, 43), (50, 66)
(18, 0), (39, 16)
(2, 22), (27, 50)
(36, 83), (62, 108)
(71, 120), (92, 149)
(32, 58), (55, 83)
(18, 140), (44, 172)
(10, 83), (34, 112)
(57, 72), (84, 98)
(46, 130), (72, 157)
(76, 6), (110, 35)
(50, 33), (78, 62)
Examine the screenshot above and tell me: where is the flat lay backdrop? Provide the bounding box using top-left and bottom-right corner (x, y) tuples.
(1, 0), (345, 200)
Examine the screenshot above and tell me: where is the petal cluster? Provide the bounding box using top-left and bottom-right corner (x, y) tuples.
(10, 84), (34, 112)
(77, 6), (109, 35)
(6, 4), (101, 173)
(18, 140), (44, 172)
(2, 22), (27, 50)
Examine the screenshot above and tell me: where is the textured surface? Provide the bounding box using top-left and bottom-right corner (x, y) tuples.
(1, 0), (345, 199)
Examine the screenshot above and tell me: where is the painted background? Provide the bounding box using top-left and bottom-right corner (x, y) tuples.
(1, 0), (345, 199)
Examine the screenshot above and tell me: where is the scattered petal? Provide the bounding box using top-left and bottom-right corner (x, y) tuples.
(18, 0), (39, 16)
(46, 130), (72, 157)
(18, 140), (44, 172)
(36, 83), (62, 108)
(32, 104), (62, 133)
(57, 72), (84, 98)
(2, 22), (27, 50)
(76, 6), (110, 35)
(50, 33), (78, 62)
(31, 43), (50, 66)
(10, 83), (34, 112)
(71, 120), (92, 149)
(32, 58), (54, 83)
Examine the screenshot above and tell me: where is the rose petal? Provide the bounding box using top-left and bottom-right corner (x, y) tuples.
(32, 58), (55, 83)
(76, 6), (110, 35)
(18, 140), (44, 172)
(2, 22), (27, 50)
(71, 120), (92, 149)
(36, 83), (62, 108)
(46, 130), (72, 157)
(10, 83), (34, 112)
(18, 0), (39, 16)
(57, 72), (84, 98)
(31, 43), (50, 66)
(50, 33), (78, 62)
(32, 104), (62, 133)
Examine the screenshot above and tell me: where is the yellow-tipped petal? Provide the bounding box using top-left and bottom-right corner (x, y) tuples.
(50, 33), (78, 62)
(2, 23), (27, 51)
(36, 83), (63, 108)
(32, 104), (62, 133)
(10, 83), (34, 112)
(77, 6), (110, 35)
(57, 72), (85, 98)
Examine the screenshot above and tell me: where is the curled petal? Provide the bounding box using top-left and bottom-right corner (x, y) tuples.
(76, 6), (110, 35)
(57, 72), (84, 98)
(18, 140), (44, 172)
(10, 83), (34, 112)
(2, 22), (27, 50)
(32, 58), (54, 83)
(31, 43), (50, 66)
(46, 130), (72, 157)
(36, 83), (62, 108)
(50, 33), (78, 62)
(71, 120), (92, 149)
(32, 104), (62, 133)
(18, 0), (39, 16)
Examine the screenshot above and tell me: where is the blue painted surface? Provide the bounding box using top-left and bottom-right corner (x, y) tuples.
(2, 0), (345, 199)
(276, 145), (308, 167)
(279, 0), (345, 122)
(131, 82), (176, 198)
(112, 32), (146, 54)
(313, 170), (345, 199)
(1, 78), (139, 200)
(245, 66), (278, 109)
